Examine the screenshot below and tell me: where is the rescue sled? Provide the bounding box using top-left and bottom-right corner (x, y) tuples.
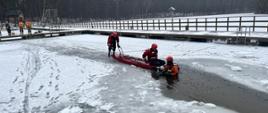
(112, 48), (154, 70)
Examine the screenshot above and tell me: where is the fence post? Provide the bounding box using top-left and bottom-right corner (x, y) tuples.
(205, 18), (207, 31)
(215, 18), (218, 31)
(187, 18), (189, 31)
(153, 20), (155, 30)
(158, 19), (160, 30)
(122, 21), (124, 30)
(116, 21), (118, 30)
(142, 20), (144, 30)
(136, 20), (138, 30)
(227, 17), (229, 32)
(132, 20), (134, 30)
(239, 17), (242, 31)
(267, 24), (268, 32)
(164, 19), (167, 30)
(171, 18), (174, 31)
(108, 21), (111, 29)
(196, 18), (198, 31)
(253, 16), (256, 32)
(120, 21), (122, 30)
(146, 20), (149, 31)
(179, 19), (181, 31)
(124, 21), (126, 30)
(127, 21), (129, 30)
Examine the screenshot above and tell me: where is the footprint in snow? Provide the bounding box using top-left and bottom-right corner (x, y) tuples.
(49, 73), (53, 78)
(81, 70), (85, 74)
(55, 85), (59, 91)
(38, 85), (44, 91)
(20, 71), (24, 76)
(48, 81), (52, 87)
(9, 89), (14, 93)
(46, 92), (50, 98)
(55, 75), (60, 80)
(12, 76), (19, 84)
(19, 89), (23, 93)
(16, 68), (19, 72)
(10, 97), (16, 102)
(57, 69), (61, 73)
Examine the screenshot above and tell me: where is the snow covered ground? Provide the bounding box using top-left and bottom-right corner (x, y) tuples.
(0, 34), (267, 113)
(0, 29), (34, 36)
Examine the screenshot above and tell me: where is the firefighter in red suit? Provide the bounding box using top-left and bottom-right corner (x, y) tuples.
(142, 43), (165, 68)
(107, 32), (120, 57)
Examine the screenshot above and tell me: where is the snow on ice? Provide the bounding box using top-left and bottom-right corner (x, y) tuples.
(1, 33), (268, 113)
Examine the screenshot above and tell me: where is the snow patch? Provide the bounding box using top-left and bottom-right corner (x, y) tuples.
(122, 67), (127, 72)
(224, 64), (242, 72)
(204, 103), (217, 109)
(192, 62), (204, 68)
(260, 80), (268, 90)
(59, 106), (82, 113)
(190, 109), (206, 113)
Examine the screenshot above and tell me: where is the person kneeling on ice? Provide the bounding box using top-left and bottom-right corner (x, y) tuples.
(162, 56), (180, 88)
(142, 43), (165, 68)
(107, 32), (120, 57)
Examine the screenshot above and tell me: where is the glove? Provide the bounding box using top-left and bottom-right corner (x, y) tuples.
(143, 58), (147, 62)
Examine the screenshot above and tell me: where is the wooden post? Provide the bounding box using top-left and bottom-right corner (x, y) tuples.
(164, 19), (167, 30)
(116, 21), (118, 30)
(239, 17), (242, 31)
(227, 17), (229, 32)
(187, 18), (189, 31)
(122, 21), (124, 30)
(253, 16), (256, 32)
(146, 20), (149, 31)
(153, 20), (155, 30)
(142, 20), (144, 30)
(136, 20), (138, 30)
(205, 18), (207, 31)
(267, 24), (268, 32)
(179, 19), (181, 31)
(158, 19), (160, 30)
(119, 21), (121, 30)
(108, 21), (111, 29)
(215, 18), (218, 31)
(196, 18), (198, 31)
(127, 21), (129, 30)
(171, 18), (174, 31)
(132, 20), (134, 30)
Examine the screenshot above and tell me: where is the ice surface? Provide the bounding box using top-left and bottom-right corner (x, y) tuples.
(1, 34), (267, 113)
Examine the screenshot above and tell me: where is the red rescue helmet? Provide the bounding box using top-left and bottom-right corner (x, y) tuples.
(151, 43), (158, 49)
(166, 56), (173, 62)
(112, 32), (118, 36)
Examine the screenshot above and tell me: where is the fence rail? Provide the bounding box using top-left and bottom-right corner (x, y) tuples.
(56, 15), (268, 33)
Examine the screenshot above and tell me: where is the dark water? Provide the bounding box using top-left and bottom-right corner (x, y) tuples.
(161, 64), (268, 113)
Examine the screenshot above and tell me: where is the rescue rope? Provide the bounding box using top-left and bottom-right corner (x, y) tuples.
(122, 50), (145, 53)
(173, 45), (216, 57)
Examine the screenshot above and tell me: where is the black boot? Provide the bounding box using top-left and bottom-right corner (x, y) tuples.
(108, 50), (111, 57)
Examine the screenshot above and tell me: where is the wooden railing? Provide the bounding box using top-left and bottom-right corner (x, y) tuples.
(57, 15), (268, 33)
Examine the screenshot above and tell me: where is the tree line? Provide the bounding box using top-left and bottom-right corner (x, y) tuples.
(0, 0), (268, 21)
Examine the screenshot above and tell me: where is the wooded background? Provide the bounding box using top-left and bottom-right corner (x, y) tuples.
(0, 0), (268, 21)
